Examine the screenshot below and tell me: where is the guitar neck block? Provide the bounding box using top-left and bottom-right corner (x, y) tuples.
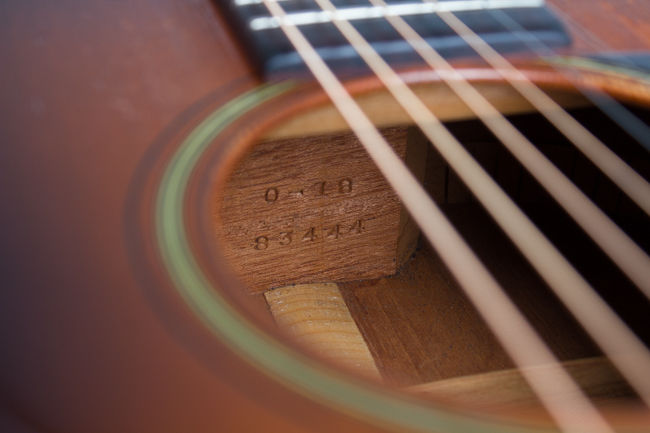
(213, 125), (427, 293)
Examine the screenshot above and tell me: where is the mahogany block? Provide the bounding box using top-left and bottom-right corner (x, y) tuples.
(213, 126), (425, 293)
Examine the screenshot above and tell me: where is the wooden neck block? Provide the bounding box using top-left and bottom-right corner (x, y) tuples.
(213, 126), (427, 293)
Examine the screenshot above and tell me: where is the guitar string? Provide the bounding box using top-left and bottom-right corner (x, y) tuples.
(260, 1), (616, 432)
(246, 0), (650, 154)
(365, 0), (650, 309)
(250, 1), (650, 301)
(428, 3), (650, 220)
(253, 0), (650, 217)
(246, 0), (544, 25)
(487, 7), (650, 154)
(358, 0), (650, 405)
(305, 0), (650, 408)
(429, 3), (650, 302)
(247, 0), (650, 154)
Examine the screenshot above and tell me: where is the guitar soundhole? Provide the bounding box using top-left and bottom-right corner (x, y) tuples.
(206, 80), (650, 423)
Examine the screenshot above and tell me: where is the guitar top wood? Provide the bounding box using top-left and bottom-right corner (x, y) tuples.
(2, 1), (650, 432)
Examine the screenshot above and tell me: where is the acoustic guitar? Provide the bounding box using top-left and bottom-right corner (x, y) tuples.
(1, 1), (649, 432)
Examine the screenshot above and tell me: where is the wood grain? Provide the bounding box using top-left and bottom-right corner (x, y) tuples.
(396, 127), (428, 267)
(547, 0), (650, 53)
(339, 184), (650, 388)
(265, 284), (382, 381)
(406, 357), (637, 410)
(339, 203), (607, 387)
(0, 2), (325, 433)
(215, 126), (424, 293)
(339, 242), (515, 387)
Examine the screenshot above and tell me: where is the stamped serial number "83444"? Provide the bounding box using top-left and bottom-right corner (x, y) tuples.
(253, 219), (366, 250)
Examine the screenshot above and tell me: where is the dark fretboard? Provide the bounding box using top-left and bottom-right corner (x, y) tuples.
(217, 0), (571, 79)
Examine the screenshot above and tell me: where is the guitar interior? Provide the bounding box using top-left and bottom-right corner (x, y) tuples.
(339, 107), (650, 411)
(211, 82), (650, 421)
